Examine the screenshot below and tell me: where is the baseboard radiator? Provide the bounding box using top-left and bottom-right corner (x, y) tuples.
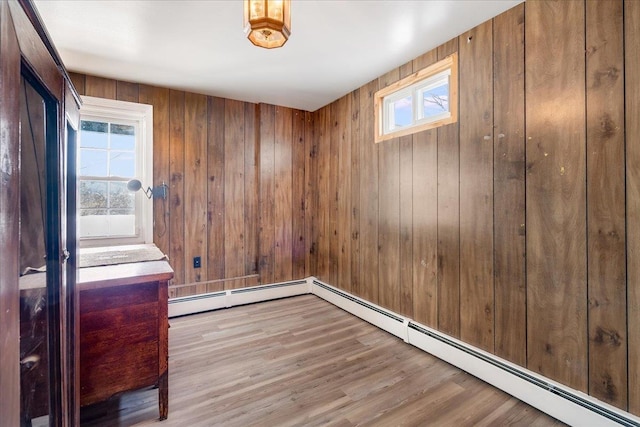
(168, 279), (310, 317)
(169, 276), (640, 427)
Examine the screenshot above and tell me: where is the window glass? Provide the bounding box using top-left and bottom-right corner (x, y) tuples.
(421, 79), (449, 119)
(80, 121), (108, 148)
(375, 53), (458, 143)
(391, 95), (412, 129)
(78, 96), (153, 247)
(110, 124), (135, 150)
(109, 151), (135, 178)
(79, 149), (108, 177)
(78, 118), (137, 239)
(79, 180), (108, 213)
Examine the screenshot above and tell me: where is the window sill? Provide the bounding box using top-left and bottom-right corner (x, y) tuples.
(78, 243), (167, 269)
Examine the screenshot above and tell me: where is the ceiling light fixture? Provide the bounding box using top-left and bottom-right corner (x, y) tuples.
(244, 0), (291, 49)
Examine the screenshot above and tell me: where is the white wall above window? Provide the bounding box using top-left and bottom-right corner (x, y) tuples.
(79, 96), (153, 247)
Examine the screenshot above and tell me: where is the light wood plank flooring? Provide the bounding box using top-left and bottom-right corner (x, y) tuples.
(80, 295), (564, 426)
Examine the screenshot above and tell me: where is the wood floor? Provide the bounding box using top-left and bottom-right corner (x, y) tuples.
(80, 295), (564, 426)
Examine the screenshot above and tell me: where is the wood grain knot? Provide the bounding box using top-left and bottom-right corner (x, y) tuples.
(592, 66), (620, 88)
(593, 326), (622, 347)
(596, 372), (618, 403)
(599, 113), (616, 139)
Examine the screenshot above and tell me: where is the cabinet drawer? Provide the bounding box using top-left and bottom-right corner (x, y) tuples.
(79, 281), (161, 406)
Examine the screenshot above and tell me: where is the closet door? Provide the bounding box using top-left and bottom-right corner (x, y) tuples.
(0, 0), (78, 425)
(0, 1), (22, 424)
(19, 69), (63, 426)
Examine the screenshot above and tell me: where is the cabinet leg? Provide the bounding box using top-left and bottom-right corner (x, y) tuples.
(158, 371), (168, 421)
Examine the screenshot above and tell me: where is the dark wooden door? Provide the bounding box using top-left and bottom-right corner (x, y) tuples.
(0, 1), (23, 425)
(0, 0), (78, 425)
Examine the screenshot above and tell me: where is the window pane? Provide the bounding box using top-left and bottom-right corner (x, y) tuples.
(80, 208), (107, 216)
(110, 123), (134, 136)
(109, 151), (135, 177)
(78, 97), (151, 243)
(80, 121), (108, 148)
(392, 95), (412, 128)
(79, 180), (108, 210)
(110, 208), (135, 215)
(79, 148), (108, 177)
(422, 81), (449, 119)
(111, 133), (135, 151)
(109, 181), (134, 210)
(110, 124), (135, 150)
(79, 212), (135, 238)
(78, 180), (136, 238)
(108, 215), (136, 236)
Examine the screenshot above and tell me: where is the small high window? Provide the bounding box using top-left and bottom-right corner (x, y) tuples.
(375, 53), (458, 143)
(78, 96), (153, 247)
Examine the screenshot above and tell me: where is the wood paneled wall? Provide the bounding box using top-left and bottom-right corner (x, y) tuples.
(311, 0), (640, 416)
(68, 0), (639, 416)
(70, 73), (313, 296)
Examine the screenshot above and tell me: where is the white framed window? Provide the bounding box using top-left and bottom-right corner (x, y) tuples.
(78, 96), (153, 247)
(375, 53), (458, 143)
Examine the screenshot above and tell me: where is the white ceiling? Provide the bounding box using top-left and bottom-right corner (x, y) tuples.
(34, 0), (522, 112)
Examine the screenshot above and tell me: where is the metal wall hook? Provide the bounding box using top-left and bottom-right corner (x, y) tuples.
(127, 179), (168, 199)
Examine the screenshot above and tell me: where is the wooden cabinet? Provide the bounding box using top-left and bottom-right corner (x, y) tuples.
(0, 0), (80, 425)
(78, 261), (173, 420)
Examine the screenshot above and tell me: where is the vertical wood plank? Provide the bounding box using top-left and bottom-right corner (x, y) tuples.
(378, 68), (401, 313)
(224, 99), (245, 289)
(116, 81), (139, 103)
(328, 103), (340, 286)
(359, 80), (379, 304)
(139, 85), (170, 259)
(207, 97), (225, 290)
(184, 92), (208, 292)
(304, 111), (317, 277)
(168, 90), (185, 291)
(85, 75), (116, 99)
(259, 104), (276, 284)
(350, 89), (361, 297)
(493, 3), (526, 366)
(336, 95), (352, 293)
(399, 61), (414, 318)
(585, 0), (627, 409)
(69, 72), (85, 95)
(525, 0), (587, 391)
(437, 38), (461, 338)
(459, 21), (495, 352)
(292, 110), (306, 279)
(316, 106), (331, 281)
(274, 107), (293, 282)
(625, 0), (640, 415)
(244, 103), (259, 286)
(412, 49), (439, 328)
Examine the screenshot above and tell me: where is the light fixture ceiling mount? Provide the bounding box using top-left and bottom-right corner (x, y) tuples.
(244, 0), (291, 49)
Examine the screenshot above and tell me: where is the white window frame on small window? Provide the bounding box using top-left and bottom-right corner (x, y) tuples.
(78, 96), (153, 248)
(375, 53), (458, 143)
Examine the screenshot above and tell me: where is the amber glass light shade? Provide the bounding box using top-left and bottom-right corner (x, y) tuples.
(244, 0), (291, 49)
